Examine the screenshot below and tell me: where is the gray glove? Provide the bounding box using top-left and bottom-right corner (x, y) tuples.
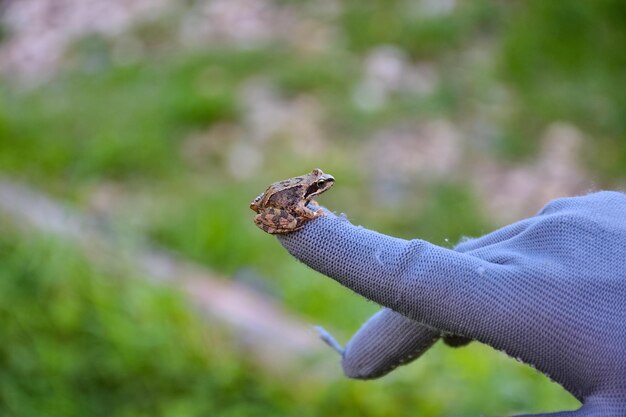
(278, 191), (626, 417)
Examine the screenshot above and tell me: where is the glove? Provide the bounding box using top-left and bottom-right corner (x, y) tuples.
(277, 191), (626, 417)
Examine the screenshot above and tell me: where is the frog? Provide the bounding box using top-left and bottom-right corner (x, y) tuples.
(250, 168), (335, 234)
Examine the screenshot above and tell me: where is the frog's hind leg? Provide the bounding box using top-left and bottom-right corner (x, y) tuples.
(270, 208), (299, 231)
(254, 209), (298, 234)
(254, 213), (277, 234)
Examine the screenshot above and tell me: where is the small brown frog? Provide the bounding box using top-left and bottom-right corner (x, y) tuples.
(250, 168), (335, 234)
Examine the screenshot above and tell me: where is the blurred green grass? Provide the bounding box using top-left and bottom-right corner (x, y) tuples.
(0, 0), (624, 415)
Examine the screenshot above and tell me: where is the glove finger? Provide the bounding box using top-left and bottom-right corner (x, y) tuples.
(341, 308), (439, 379)
(512, 412), (584, 417)
(454, 217), (535, 253)
(511, 398), (619, 417)
(279, 213), (512, 346)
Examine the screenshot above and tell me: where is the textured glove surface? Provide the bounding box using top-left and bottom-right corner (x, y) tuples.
(278, 192), (626, 417)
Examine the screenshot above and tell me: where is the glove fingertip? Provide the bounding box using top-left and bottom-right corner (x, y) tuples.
(313, 325), (345, 355)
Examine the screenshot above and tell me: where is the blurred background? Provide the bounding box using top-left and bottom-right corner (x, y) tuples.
(0, 0), (624, 416)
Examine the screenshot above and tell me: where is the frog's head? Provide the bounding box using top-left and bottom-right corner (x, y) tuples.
(304, 168), (335, 200)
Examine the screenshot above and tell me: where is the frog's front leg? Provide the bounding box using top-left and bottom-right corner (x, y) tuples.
(254, 207), (300, 234)
(307, 199), (322, 211)
(294, 200), (323, 219)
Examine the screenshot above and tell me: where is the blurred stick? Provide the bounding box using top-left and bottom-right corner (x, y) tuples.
(0, 178), (330, 375)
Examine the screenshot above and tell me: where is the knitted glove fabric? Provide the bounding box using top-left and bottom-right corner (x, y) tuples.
(277, 191), (626, 417)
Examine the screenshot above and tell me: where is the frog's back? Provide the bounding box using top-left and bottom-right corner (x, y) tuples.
(266, 186), (301, 209)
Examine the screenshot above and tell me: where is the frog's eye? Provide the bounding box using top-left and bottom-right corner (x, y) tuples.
(317, 179), (326, 186)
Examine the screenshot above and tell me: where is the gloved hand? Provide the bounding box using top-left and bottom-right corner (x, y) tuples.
(277, 191), (626, 417)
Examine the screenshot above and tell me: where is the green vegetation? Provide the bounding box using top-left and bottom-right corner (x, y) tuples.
(500, 1), (626, 176)
(0, 0), (623, 415)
